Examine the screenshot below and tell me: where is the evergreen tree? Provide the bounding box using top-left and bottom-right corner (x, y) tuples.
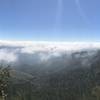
(0, 65), (10, 100)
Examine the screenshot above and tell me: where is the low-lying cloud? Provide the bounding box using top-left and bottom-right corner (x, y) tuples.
(0, 49), (17, 62)
(0, 40), (100, 69)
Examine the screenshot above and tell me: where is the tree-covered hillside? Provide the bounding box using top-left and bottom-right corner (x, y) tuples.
(1, 50), (100, 100)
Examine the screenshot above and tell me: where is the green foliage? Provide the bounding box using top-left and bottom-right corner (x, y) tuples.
(0, 65), (11, 100)
(1, 51), (100, 100)
(92, 86), (100, 100)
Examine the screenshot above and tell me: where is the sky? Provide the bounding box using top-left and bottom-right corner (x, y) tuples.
(0, 0), (100, 41)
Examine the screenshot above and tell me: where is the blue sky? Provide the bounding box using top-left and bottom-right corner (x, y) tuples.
(0, 0), (100, 41)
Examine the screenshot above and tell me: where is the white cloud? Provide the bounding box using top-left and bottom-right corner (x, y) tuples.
(0, 40), (100, 51)
(0, 40), (100, 63)
(0, 49), (17, 62)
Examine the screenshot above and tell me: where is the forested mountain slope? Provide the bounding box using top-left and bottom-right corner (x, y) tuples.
(0, 50), (100, 100)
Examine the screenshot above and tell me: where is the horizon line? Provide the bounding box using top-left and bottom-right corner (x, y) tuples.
(0, 39), (100, 43)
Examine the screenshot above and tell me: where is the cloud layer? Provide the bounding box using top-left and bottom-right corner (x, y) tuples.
(0, 40), (100, 67)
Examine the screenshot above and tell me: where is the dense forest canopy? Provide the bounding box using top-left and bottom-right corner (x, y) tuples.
(0, 47), (100, 100)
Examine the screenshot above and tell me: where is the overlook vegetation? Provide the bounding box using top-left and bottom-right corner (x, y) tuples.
(0, 50), (100, 100)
